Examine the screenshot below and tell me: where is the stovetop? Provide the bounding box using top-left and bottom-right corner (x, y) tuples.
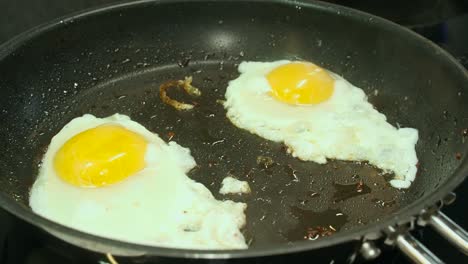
(0, 1), (466, 263)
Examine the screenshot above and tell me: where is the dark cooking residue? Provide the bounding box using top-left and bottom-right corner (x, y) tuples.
(167, 131), (175, 141)
(256, 156), (280, 176)
(287, 206), (348, 241)
(332, 181), (371, 202)
(256, 155), (275, 169)
(304, 226), (335, 240)
(159, 76), (201, 110)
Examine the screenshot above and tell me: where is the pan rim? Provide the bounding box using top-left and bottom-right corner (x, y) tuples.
(0, 0), (467, 259)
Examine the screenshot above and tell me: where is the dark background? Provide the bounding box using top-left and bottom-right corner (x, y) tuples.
(0, 0), (466, 264)
(0, 0), (468, 44)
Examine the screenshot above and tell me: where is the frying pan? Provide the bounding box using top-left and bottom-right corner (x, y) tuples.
(0, 0), (467, 262)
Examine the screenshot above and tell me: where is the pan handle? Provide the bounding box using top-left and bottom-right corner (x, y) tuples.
(426, 212), (468, 255)
(395, 232), (444, 264)
(382, 194), (468, 264)
(385, 225), (444, 264)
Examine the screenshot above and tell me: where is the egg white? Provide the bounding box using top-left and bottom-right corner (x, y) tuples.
(224, 61), (419, 189)
(219, 176), (251, 195)
(29, 114), (247, 249)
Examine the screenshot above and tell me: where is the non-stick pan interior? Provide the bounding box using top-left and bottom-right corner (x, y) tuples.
(0, 0), (467, 249)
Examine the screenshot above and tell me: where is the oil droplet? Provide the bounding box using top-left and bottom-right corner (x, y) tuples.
(333, 181), (371, 202)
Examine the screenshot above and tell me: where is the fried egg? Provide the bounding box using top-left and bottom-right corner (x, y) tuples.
(224, 61), (418, 189)
(29, 114), (247, 249)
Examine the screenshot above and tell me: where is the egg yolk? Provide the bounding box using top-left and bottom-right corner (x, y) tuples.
(267, 62), (335, 105)
(53, 125), (147, 188)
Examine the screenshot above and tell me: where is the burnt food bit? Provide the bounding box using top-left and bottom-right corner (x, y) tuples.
(256, 156), (275, 169)
(159, 76), (201, 110)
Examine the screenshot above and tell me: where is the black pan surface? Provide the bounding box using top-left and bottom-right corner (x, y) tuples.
(0, 0), (467, 259)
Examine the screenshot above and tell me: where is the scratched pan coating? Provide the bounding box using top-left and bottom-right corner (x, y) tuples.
(0, 0), (467, 258)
